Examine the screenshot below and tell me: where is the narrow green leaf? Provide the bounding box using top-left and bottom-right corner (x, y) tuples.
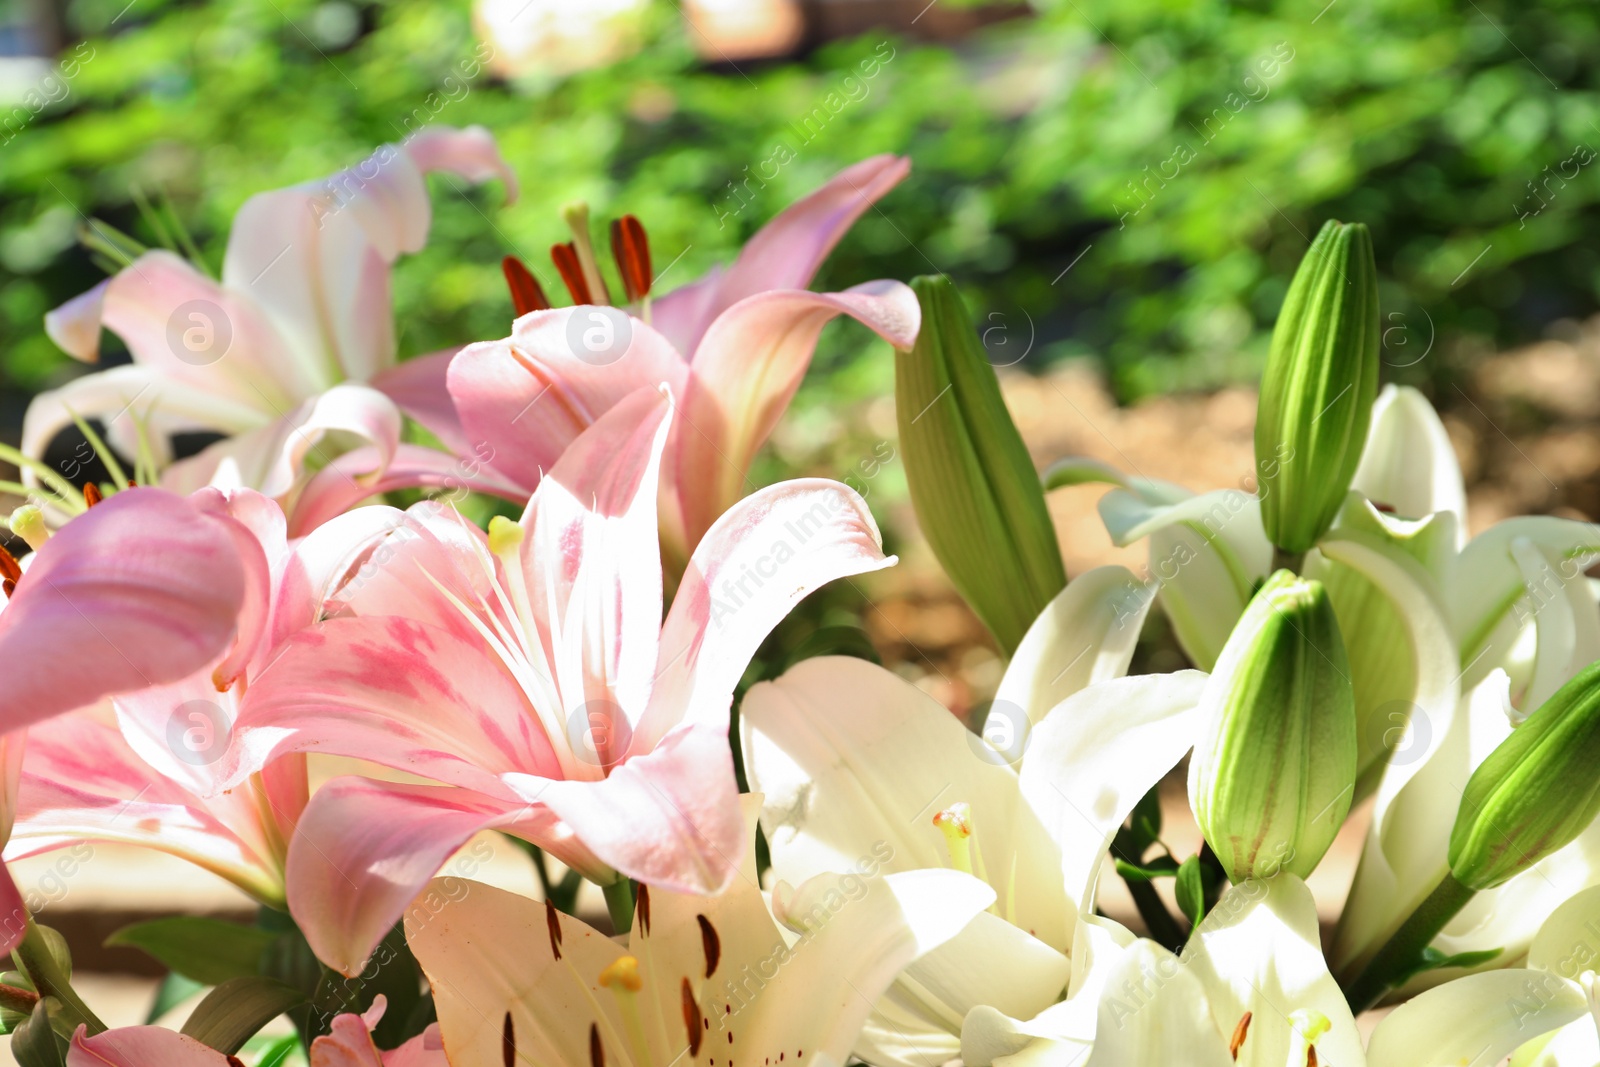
(145, 972), (207, 1024)
(180, 977), (307, 1054)
(108, 916), (277, 987)
(1175, 855), (1207, 927)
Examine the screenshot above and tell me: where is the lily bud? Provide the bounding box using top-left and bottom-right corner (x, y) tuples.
(896, 275), (1067, 654)
(1189, 569), (1357, 881)
(1255, 219), (1379, 556)
(1449, 659), (1600, 890)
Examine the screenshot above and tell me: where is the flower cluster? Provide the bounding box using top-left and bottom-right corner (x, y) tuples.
(3, 131), (1600, 1067)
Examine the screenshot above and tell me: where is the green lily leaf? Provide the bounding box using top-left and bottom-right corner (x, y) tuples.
(108, 916), (277, 987)
(181, 977), (307, 1054)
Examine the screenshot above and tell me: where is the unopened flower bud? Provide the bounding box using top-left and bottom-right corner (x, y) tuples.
(1449, 659), (1600, 890)
(1255, 219), (1380, 556)
(1189, 570), (1357, 881)
(896, 275), (1066, 654)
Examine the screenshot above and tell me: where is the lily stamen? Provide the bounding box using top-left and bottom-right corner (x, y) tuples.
(503, 255), (552, 317)
(8, 505), (49, 552)
(598, 955), (652, 1067)
(0, 542), (20, 598)
(561, 202), (612, 305)
(933, 802), (987, 883)
(82, 482), (103, 507)
(551, 241), (597, 306)
(610, 215), (652, 304)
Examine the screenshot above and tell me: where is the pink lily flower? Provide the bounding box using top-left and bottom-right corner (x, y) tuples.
(27, 127), (516, 520)
(4, 487), (392, 907)
(66, 995), (444, 1066)
(0, 487), (252, 728)
(223, 384), (894, 974)
(447, 155), (918, 560)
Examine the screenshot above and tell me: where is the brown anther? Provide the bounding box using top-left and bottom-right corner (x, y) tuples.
(2, 579), (14, 599)
(609, 215), (652, 303)
(1307, 1045), (1318, 1067)
(0, 544), (21, 586)
(682, 977), (704, 1056)
(1229, 1011), (1251, 1059)
(551, 242), (596, 306)
(502, 255), (551, 317)
(82, 482), (103, 507)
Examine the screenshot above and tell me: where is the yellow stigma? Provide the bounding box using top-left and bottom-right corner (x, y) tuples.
(599, 955), (643, 993)
(7, 505), (48, 552)
(487, 515), (524, 558)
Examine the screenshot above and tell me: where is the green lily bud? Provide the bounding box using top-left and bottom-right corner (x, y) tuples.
(1448, 659), (1600, 890)
(1255, 219), (1380, 556)
(896, 275), (1066, 654)
(1189, 569), (1357, 881)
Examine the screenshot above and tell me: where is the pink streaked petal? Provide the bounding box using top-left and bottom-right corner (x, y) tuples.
(370, 348), (468, 455)
(524, 386), (671, 742)
(285, 776), (531, 975)
(227, 615), (557, 792)
(0, 862), (24, 955)
(10, 712), (279, 900)
(672, 281), (919, 547)
(68, 1025), (233, 1066)
(0, 488), (246, 730)
(380, 1026), (447, 1067)
(448, 309), (688, 496)
(186, 488), (282, 690)
(638, 478), (893, 751)
(307, 998), (449, 1067)
(259, 384), (404, 499)
(656, 155), (910, 356)
(523, 721), (743, 894)
(649, 263), (724, 356)
(286, 444), (523, 537)
(101, 250), (304, 407)
(275, 503), (409, 641)
(44, 279), (109, 363)
(401, 125), (520, 205)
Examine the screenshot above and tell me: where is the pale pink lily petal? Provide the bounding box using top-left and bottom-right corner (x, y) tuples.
(43, 279), (109, 363)
(223, 127), (515, 385)
(8, 711), (282, 902)
(186, 488), (281, 692)
(448, 309), (687, 495)
(672, 281), (919, 546)
(226, 615), (560, 794)
(514, 721), (742, 894)
(370, 349), (468, 454)
(285, 776), (536, 976)
(310, 996), (449, 1067)
(522, 386), (672, 739)
(68, 1025), (233, 1066)
(653, 154), (910, 355)
(286, 444), (522, 536)
(0, 488), (247, 730)
(637, 478), (894, 752)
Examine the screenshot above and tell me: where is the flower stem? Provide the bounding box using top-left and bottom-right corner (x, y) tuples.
(13, 919), (105, 1034)
(603, 879), (636, 936)
(1272, 547), (1306, 574)
(1343, 872), (1476, 1013)
(0, 982), (38, 1015)
(1125, 878), (1186, 954)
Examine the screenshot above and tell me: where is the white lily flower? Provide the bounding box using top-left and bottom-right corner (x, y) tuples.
(403, 797), (996, 1067)
(25, 126), (517, 527)
(742, 566), (1213, 1066)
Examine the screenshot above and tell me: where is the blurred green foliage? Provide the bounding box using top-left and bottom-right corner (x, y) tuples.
(3, 0), (1600, 424)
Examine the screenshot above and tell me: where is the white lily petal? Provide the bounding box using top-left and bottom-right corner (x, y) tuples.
(1018, 671), (1208, 923)
(1183, 876), (1363, 1067)
(993, 566), (1150, 727)
(1351, 384), (1468, 541)
(1367, 969), (1586, 1067)
(1084, 938), (1232, 1067)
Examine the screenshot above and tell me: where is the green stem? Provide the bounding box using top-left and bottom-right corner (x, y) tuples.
(1125, 877), (1186, 954)
(13, 919), (105, 1034)
(603, 879), (636, 935)
(1344, 872), (1476, 1013)
(1272, 547), (1306, 574)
